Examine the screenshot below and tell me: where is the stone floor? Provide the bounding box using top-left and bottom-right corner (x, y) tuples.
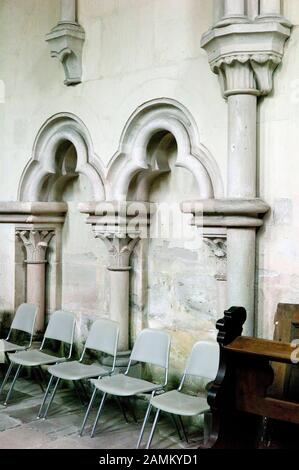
(0, 377), (201, 449)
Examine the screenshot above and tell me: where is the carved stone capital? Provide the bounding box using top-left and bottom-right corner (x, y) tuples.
(94, 230), (139, 271)
(201, 22), (291, 98)
(16, 229), (55, 263)
(46, 22), (85, 86)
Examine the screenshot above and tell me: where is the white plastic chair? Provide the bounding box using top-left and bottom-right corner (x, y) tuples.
(0, 303), (37, 396)
(3, 310), (76, 406)
(80, 328), (171, 442)
(37, 318), (119, 420)
(144, 340), (220, 449)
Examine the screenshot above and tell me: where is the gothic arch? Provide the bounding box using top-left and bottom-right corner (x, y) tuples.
(106, 98), (223, 201)
(18, 113), (105, 201)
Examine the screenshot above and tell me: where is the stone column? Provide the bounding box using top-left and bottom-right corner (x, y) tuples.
(257, 0), (290, 26)
(260, 0), (281, 15)
(93, 232), (139, 353)
(201, 15), (291, 334)
(216, 0), (248, 26)
(79, 201), (151, 362)
(204, 236), (227, 316)
(60, 0), (76, 23)
(16, 229), (54, 333)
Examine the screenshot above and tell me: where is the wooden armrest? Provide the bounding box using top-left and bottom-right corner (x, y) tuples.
(225, 336), (295, 364)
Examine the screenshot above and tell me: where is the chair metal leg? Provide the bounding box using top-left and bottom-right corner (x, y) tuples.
(178, 415), (189, 443)
(37, 374), (54, 419)
(136, 401), (152, 449)
(146, 408), (160, 449)
(79, 387), (97, 437)
(0, 361), (13, 396)
(171, 414), (183, 441)
(42, 377), (61, 419)
(90, 392), (107, 438)
(4, 364), (22, 405)
(115, 396), (129, 423)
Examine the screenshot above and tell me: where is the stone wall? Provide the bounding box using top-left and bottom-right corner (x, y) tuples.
(1, 0), (299, 383)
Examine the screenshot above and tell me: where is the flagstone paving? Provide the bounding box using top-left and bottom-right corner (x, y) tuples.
(0, 377), (201, 449)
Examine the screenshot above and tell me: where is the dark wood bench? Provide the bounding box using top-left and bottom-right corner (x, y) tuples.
(204, 306), (299, 448)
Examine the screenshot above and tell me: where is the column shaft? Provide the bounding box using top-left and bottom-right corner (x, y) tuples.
(26, 262), (46, 333)
(227, 94), (257, 198)
(227, 94), (257, 335)
(60, 0), (76, 23)
(259, 0), (281, 16)
(226, 228), (256, 335)
(224, 0), (245, 16)
(213, 0), (224, 24)
(109, 269), (130, 351)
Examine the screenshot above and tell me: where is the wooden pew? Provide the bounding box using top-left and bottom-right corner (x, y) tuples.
(204, 307), (299, 449)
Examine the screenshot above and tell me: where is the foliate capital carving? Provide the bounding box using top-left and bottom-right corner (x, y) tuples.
(211, 52), (282, 97)
(16, 229), (55, 263)
(94, 230), (139, 271)
(204, 237), (227, 258)
(46, 22), (85, 86)
(201, 23), (291, 98)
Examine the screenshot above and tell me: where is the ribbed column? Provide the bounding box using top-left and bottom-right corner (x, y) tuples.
(60, 0), (76, 23)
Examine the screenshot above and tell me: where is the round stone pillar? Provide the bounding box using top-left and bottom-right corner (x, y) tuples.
(200, 13), (291, 334)
(60, 0), (76, 23)
(97, 234), (139, 353)
(16, 229), (54, 333)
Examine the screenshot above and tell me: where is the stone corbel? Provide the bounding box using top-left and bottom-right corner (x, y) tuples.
(46, 0), (85, 86)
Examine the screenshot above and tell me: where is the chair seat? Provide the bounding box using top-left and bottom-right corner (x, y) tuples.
(0, 340), (26, 353)
(48, 361), (107, 381)
(8, 350), (66, 367)
(150, 390), (209, 416)
(91, 374), (161, 397)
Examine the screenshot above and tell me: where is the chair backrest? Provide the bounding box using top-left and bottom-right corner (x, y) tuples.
(184, 340), (220, 380)
(84, 318), (119, 356)
(43, 310), (75, 345)
(10, 303), (37, 336)
(130, 328), (171, 369)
